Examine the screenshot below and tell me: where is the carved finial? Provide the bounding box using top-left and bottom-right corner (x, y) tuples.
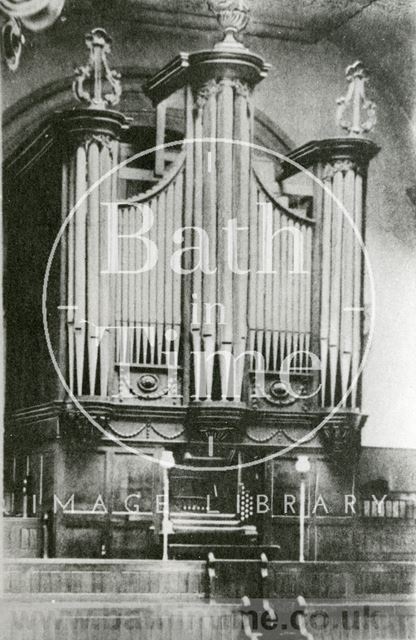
(73, 28), (121, 109)
(336, 61), (376, 137)
(208, 0), (250, 49)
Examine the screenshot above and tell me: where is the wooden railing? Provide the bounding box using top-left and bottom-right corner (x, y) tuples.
(362, 497), (416, 519)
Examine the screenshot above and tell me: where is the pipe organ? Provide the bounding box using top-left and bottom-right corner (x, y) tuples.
(4, 6), (381, 560)
(56, 33), (378, 414)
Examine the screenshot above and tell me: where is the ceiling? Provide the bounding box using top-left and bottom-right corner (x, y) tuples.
(164, 0), (411, 44)
(61, 0), (416, 118)
(65, 0), (410, 42)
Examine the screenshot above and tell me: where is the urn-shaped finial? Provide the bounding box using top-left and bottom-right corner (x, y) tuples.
(336, 60), (376, 137)
(208, 0), (251, 49)
(73, 28), (122, 109)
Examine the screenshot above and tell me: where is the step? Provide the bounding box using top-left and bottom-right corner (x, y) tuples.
(170, 543), (280, 561)
(4, 559), (206, 595)
(171, 512), (237, 519)
(171, 518), (241, 526)
(2, 591), (207, 603)
(172, 525), (255, 533)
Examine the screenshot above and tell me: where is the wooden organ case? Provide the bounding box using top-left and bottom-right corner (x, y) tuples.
(4, 16), (380, 559)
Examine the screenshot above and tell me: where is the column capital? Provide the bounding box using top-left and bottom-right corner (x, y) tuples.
(54, 108), (130, 145)
(281, 137), (380, 180)
(144, 48), (269, 106)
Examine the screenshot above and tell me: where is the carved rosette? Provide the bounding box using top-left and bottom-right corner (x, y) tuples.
(132, 373), (169, 401)
(250, 374), (315, 411)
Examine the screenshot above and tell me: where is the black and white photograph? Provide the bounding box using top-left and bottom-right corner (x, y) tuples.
(0, 1), (415, 638)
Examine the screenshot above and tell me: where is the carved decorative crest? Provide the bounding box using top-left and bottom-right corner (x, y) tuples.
(0, 0), (65, 30)
(199, 425), (235, 443)
(59, 410), (106, 449)
(1, 0), (65, 70)
(336, 61), (376, 137)
(208, 0), (250, 49)
(1, 16), (24, 71)
(320, 420), (362, 464)
(73, 28), (122, 109)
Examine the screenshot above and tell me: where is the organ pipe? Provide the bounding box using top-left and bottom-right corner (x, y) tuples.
(63, 131), (123, 397)
(59, 27), (379, 419)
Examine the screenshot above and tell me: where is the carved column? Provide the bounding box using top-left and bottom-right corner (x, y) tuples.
(318, 62), (379, 410)
(319, 149), (372, 410)
(58, 29), (128, 398)
(191, 77), (254, 401)
(145, 3), (269, 405)
(283, 61), (380, 411)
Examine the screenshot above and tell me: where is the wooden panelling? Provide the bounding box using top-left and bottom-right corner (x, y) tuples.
(4, 560), (205, 595)
(52, 448), (162, 559)
(3, 560), (416, 640)
(4, 518), (42, 559)
(3, 599), (415, 640)
(5, 559), (416, 599)
(267, 516), (416, 562)
(209, 560), (416, 600)
(1, 602), (243, 640)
